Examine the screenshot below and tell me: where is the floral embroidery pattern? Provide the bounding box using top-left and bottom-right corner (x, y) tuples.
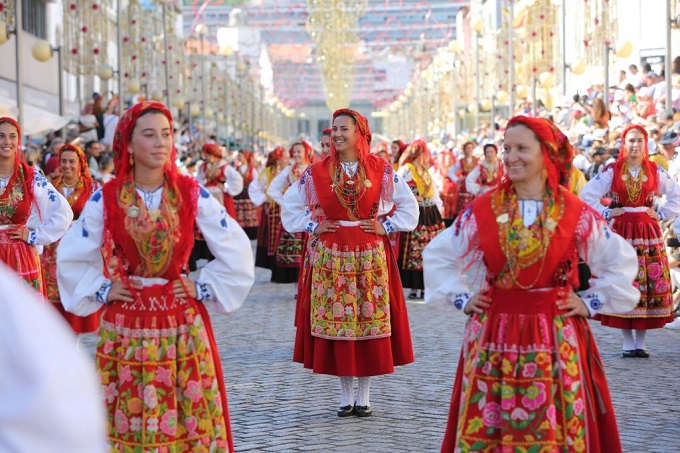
(455, 312), (587, 451)
(309, 238), (391, 340)
(97, 300), (228, 451)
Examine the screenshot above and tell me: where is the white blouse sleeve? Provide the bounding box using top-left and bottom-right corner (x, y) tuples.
(25, 173), (74, 246)
(248, 171), (267, 207)
(656, 167), (680, 220)
(579, 166), (614, 218)
(465, 166), (482, 196)
(578, 215), (640, 316)
(423, 212), (486, 311)
(223, 165), (244, 196)
(281, 175), (316, 234)
(448, 162), (461, 183)
(267, 166), (291, 206)
(429, 176), (444, 211)
(56, 190), (110, 316)
(382, 171), (419, 233)
(195, 187), (255, 315)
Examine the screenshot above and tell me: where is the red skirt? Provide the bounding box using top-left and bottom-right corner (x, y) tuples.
(0, 229), (44, 294)
(441, 288), (621, 453)
(597, 211), (674, 330)
(293, 226), (414, 376)
(97, 284), (234, 452)
(41, 240), (102, 333)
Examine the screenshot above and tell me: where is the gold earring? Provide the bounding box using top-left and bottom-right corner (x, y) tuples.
(129, 154), (134, 166)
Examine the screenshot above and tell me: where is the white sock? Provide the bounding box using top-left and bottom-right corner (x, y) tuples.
(635, 329), (647, 349)
(340, 377), (354, 407)
(622, 329), (635, 350)
(356, 377), (371, 407)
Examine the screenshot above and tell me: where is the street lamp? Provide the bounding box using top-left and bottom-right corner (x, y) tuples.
(196, 23), (208, 131)
(32, 41), (64, 116)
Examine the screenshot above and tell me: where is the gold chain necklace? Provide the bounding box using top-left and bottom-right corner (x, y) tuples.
(621, 162), (646, 203)
(330, 161), (371, 220)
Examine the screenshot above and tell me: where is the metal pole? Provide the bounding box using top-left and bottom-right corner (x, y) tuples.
(162, 4), (170, 107)
(508, 0), (515, 116)
(603, 46), (610, 112)
(56, 47), (64, 116)
(532, 75), (537, 117)
(561, 0), (567, 96)
(475, 31), (481, 130)
(201, 35), (206, 132)
(14, 0), (24, 126)
(452, 67), (458, 137)
(666, 0), (673, 115)
(117, 0), (123, 116)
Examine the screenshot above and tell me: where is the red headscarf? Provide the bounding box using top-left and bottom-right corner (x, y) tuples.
(290, 140), (315, 164)
(505, 116), (573, 195)
(321, 128), (332, 136)
(238, 149), (256, 184)
(398, 139), (432, 168)
(0, 117), (36, 215)
(373, 142), (391, 158)
(392, 140), (408, 163)
(266, 146), (285, 168)
(610, 124), (658, 198)
(330, 109), (372, 165)
(203, 143), (223, 159)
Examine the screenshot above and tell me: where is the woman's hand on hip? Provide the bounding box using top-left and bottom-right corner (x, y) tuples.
(609, 207), (625, 217)
(646, 208), (660, 221)
(173, 277), (198, 299)
(359, 219), (387, 235)
(314, 220), (339, 235)
(557, 290), (589, 318)
(464, 293), (491, 315)
(107, 279), (142, 303)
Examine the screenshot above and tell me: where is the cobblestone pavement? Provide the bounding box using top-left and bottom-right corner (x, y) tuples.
(84, 264), (680, 453)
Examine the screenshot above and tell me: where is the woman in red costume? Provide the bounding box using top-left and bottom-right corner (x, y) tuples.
(198, 143), (243, 219)
(424, 116), (639, 452)
(465, 141), (505, 197)
(432, 150), (459, 226)
(397, 140), (446, 299)
(581, 124), (680, 357)
(57, 102), (254, 452)
(234, 149), (260, 239)
(40, 144), (101, 333)
(267, 141), (314, 284)
(249, 146), (289, 272)
(0, 117), (72, 292)
(282, 109), (419, 417)
(390, 139), (407, 171)
(448, 141), (478, 213)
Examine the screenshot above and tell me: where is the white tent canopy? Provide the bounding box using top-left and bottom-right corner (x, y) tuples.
(0, 96), (71, 136)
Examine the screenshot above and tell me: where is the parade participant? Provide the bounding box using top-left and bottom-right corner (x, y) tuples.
(373, 142), (391, 162)
(465, 141), (504, 196)
(56, 101), (255, 452)
(250, 146), (289, 272)
(197, 143), (243, 219)
(267, 141), (314, 284)
(397, 140), (445, 299)
(424, 116), (639, 452)
(40, 144), (101, 333)
(282, 109), (418, 417)
(320, 128), (332, 157)
(448, 141), (478, 212)
(0, 263), (108, 453)
(234, 149), (260, 239)
(431, 150), (459, 226)
(0, 117), (72, 293)
(390, 139), (407, 170)
(581, 124), (680, 357)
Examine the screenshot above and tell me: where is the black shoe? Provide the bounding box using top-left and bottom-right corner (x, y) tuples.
(337, 405), (355, 417)
(635, 349), (650, 358)
(622, 349), (637, 358)
(408, 292), (418, 300)
(355, 405), (373, 417)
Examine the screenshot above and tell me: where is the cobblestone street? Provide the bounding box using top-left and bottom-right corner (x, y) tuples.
(84, 264), (680, 452)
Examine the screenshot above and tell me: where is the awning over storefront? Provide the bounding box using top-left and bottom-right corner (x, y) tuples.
(0, 96), (71, 136)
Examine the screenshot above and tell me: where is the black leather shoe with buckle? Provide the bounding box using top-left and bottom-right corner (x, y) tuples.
(622, 349), (637, 358)
(337, 405), (355, 417)
(635, 349), (650, 358)
(355, 405), (373, 417)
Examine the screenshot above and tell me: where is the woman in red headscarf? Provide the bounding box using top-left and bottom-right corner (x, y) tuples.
(581, 124), (680, 357)
(424, 116), (639, 452)
(197, 143), (243, 219)
(465, 141), (505, 197)
(390, 139), (407, 171)
(40, 144), (101, 333)
(56, 102), (254, 452)
(267, 140), (314, 284)
(233, 150), (260, 239)
(0, 117), (72, 293)
(282, 109), (419, 417)
(432, 150), (459, 226)
(448, 141), (478, 213)
(396, 139), (446, 299)
(249, 146), (289, 271)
